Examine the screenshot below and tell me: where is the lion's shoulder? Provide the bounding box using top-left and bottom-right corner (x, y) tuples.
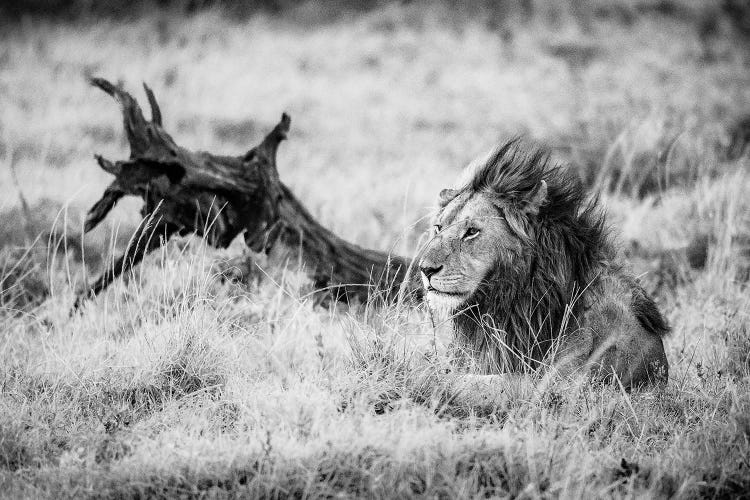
(585, 264), (670, 338)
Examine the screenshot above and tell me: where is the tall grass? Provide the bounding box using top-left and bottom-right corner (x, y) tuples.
(1, 1), (749, 497)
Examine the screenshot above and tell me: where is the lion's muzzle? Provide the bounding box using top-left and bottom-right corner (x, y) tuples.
(419, 263), (443, 288)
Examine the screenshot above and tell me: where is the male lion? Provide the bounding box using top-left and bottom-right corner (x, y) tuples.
(419, 140), (669, 389)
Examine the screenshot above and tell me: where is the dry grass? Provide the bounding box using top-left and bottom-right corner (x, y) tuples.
(1, 1), (750, 498)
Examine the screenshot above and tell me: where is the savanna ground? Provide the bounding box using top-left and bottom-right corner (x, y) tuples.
(1, 1), (750, 498)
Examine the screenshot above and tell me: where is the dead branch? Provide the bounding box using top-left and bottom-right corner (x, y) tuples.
(76, 78), (419, 309)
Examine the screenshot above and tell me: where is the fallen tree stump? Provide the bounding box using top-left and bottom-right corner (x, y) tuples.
(75, 78), (419, 309)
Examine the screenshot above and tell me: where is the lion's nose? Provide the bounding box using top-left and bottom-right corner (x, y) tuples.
(420, 264), (443, 281)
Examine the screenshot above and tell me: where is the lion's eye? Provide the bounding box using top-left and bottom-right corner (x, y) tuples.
(463, 227), (480, 240)
(433, 224), (442, 234)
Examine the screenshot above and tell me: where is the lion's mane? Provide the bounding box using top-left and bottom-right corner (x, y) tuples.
(450, 141), (613, 373)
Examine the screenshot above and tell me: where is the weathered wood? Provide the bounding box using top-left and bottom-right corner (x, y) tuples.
(74, 213), (178, 311)
(76, 78), (419, 308)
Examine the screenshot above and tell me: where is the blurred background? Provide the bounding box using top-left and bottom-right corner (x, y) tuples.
(2, 4), (750, 495)
(1, 0), (749, 308)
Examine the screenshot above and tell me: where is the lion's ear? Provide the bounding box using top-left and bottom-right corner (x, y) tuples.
(522, 180), (547, 216)
(438, 188), (459, 207)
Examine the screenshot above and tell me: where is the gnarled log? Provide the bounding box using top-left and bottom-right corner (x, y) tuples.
(76, 78), (420, 309)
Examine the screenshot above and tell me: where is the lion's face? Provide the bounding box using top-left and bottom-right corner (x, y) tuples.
(418, 190), (527, 313)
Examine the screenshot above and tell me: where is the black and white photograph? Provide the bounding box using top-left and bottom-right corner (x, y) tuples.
(1, 0), (749, 497)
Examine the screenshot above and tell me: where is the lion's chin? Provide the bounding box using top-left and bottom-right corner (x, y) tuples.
(425, 289), (470, 316)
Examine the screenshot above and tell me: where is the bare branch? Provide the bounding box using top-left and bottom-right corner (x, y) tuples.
(78, 78), (419, 310)
(74, 215), (178, 312)
(90, 77), (151, 155)
(142, 82), (163, 126)
(84, 182), (125, 233)
(95, 154), (121, 176)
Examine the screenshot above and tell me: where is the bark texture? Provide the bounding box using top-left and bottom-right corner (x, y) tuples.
(76, 78), (419, 309)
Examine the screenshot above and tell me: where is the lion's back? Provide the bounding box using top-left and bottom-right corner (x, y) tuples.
(581, 266), (670, 387)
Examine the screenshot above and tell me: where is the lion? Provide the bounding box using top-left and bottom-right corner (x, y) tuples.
(418, 140), (669, 389)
